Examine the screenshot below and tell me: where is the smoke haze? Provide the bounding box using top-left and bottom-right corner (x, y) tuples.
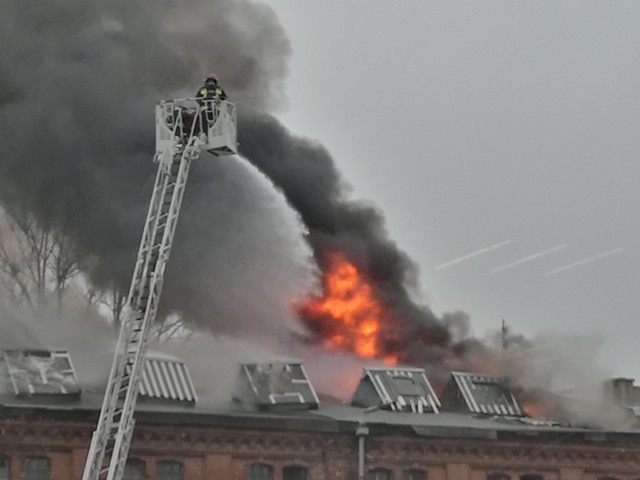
(0, 1), (630, 428)
(0, 0), (460, 360)
(0, 0), (310, 340)
(0, 0), (612, 398)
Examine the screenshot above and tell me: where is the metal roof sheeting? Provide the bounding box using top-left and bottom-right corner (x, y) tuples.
(129, 357), (197, 404)
(449, 371), (522, 416)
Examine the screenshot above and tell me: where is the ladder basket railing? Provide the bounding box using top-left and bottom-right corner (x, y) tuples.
(158, 98), (221, 140)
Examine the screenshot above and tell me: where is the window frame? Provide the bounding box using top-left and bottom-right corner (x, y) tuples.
(403, 469), (426, 480)
(487, 473), (510, 480)
(123, 458), (145, 480)
(23, 456), (51, 480)
(0, 456), (10, 480)
(283, 465), (309, 480)
(369, 468), (393, 480)
(248, 463), (273, 480)
(156, 460), (184, 480)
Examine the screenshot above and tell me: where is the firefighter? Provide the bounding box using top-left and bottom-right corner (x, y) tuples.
(196, 73), (227, 134)
(196, 73), (227, 102)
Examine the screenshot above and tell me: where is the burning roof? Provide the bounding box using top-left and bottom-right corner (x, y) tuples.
(352, 367), (440, 413)
(1, 350), (81, 399)
(233, 362), (320, 411)
(298, 252), (396, 361)
(1, 341), (639, 435)
(440, 372), (523, 417)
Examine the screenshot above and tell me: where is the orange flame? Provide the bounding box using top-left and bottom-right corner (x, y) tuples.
(518, 393), (558, 418)
(299, 252), (397, 363)
(521, 402), (546, 418)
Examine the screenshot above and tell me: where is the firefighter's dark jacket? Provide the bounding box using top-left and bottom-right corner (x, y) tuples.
(196, 80), (227, 101)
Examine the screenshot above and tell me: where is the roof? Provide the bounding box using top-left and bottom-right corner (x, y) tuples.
(1, 347), (640, 441)
(441, 372), (523, 416)
(352, 367), (440, 413)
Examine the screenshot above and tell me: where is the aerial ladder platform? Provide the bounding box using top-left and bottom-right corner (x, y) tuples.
(82, 98), (237, 480)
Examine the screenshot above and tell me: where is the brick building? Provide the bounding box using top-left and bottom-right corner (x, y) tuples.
(1, 349), (640, 480)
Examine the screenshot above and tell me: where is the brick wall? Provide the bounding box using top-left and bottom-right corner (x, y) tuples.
(1, 418), (640, 480)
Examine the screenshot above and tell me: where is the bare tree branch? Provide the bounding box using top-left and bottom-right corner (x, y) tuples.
(96, 283), (128, 328)
(0, 207), (80, 313)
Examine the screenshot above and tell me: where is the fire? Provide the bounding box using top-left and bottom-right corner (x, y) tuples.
(521, 402), (546, 418)
(299, 252), (396, 363)
(518, 392), (557, 419)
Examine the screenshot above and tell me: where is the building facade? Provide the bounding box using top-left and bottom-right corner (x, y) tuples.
(2, 414), (640, 480)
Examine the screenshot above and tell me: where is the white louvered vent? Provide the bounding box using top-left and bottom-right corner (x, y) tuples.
(126, 356), (197, 404)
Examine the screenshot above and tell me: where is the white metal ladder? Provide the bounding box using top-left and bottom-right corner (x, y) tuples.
(83, 98), (236, 480)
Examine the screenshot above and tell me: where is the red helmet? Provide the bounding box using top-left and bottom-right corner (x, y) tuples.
(206, 73), (218, 81)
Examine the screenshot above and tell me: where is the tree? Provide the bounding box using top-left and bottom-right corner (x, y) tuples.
(0, 207), (79, 313)
(98, 282), (128, 327)
(0, 206), (188, 339)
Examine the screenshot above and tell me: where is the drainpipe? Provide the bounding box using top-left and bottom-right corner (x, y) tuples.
(355, 423), (369, 480)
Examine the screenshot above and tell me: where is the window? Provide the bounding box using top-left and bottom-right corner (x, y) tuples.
(123, 459), (145, 480)
(283, 466), (308, 480)
(248, 463), (273, 480)
(404, 470), (426, 480)
(369, 469), (392, 480)
(0, 456), (9, 480)
(520, 476), (543, 480)
(488, 474), (509, 480)
(393, 377), (421, 396)
(24, 457), (50, 480)
(157, 461), (183, 480)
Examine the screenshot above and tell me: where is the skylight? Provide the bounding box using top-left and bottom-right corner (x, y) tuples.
(2, 350), (81, 398)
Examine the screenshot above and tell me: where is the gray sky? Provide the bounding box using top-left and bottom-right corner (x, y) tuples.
(266, 1), (640, 379)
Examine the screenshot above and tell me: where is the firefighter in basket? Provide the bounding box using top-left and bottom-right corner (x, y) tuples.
(196, 73), (227, 132)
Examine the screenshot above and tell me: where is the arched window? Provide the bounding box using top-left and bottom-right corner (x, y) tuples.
(404, 469), (426, 480)
(369, 469), (392, 480)
(283, 465), (308, 480)
(248, 463), (273, 480)
(487, 474), (509, 480)
(123, 459), (145, 480)
(521, 475), (543, 480)
(0, 456), (9, 480)
(24, 457), (50, 480)
(157, 461), (184, 480)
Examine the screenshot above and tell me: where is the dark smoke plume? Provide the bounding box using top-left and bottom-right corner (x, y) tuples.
(0, 0), (307, 338)
(0, 0), (470, 365)
(1, 2), (621, 427)
(238, 111), (462, 364)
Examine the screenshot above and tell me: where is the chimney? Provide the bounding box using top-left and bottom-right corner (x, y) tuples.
(605, 377), (637, 406)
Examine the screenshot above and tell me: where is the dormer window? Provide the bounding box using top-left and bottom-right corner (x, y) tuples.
(440, 372), (522, 416)
(233, 362), (319, 411)
(1, 350), (80, 399)
(352, 367), (440, 413)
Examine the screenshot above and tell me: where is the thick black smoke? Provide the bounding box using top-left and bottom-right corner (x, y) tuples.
(0, 0), (468, 364)
(0, 0), (307, 337)
(238, 112), (458, 362)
